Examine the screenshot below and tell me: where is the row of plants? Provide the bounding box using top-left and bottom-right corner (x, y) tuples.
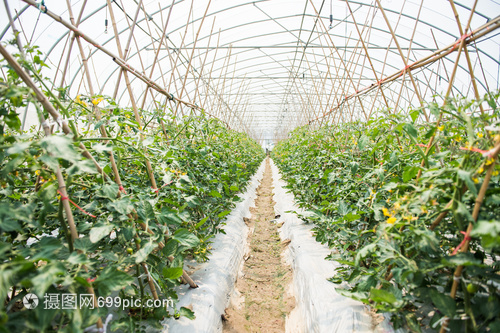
(272, 93), (500, 332)
(0, 45), (264, 332)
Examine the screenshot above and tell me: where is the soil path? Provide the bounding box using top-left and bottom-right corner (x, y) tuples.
(223, 158), (294, 332)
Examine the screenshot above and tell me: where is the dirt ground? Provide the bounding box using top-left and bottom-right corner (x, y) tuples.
(223, 158), (295, 333)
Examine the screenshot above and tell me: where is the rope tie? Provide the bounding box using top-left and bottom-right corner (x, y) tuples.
(400, 63), (413, 77)
(451, 230), (472, 255)
(459, 146), (492, 157)
(57, 190), (97, 218)
(452, 31), (473, 51)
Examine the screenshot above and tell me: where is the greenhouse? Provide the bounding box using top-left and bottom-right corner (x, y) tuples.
(1, 0), (499, 332)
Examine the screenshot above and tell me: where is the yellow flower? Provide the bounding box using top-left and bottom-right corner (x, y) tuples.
(438, 125), (444, 131)
(35, 170), (41, 176)
(92, 97), (104, 106)
(472, 177), (479, 184)
(75, 95), (88, 107)
(478, 167), (484, 174)
(455, 137), (462, 142)
(387, 217), (397, 224)
(182, 172), (187, 176)
(485, 158), (494, 166)
(493, 170), (499, 176)
(382, 208), (391, 217)
(394, 202), (401, 210)
(477, 132), (483, 138)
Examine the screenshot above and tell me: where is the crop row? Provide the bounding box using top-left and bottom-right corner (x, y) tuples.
(0, 46), (264, 332)
(272, 93), (500, 332)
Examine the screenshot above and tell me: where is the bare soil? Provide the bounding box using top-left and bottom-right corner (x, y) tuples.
(223, 158), (295, 333)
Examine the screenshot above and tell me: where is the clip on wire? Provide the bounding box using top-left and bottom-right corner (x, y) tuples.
(38, 0), (47, 13)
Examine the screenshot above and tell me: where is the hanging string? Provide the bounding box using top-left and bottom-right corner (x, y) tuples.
(104, 1), (109, 34)
(329, 0), (333, 29)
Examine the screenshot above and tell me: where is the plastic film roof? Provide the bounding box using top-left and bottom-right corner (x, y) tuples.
(1, 0), (500, 142)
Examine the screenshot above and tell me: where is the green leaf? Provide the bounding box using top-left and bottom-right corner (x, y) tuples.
(369, 288), (401, 306)
(98, 183), (119, 200)
(94, 266), (134, 295)
(209, 190), (222, 198)
(39, 135), (80, 163)
(402, 166), (419, 182)
(327, 172), (337, 184)
(457, 170), (478, 196)
(410, 109), (420, 123)
(230, 185), (239, 192)
(358, 135), (369, 150)
(159, 209), (183, 226)
(349, 161), (359, 175)
(92, 143), (112, 154)
(179, 306), (196, 320)
(6, 141), (31, 155)
(470, 220), (500, 251)
(430, 103), (440, 117)
(195, 217), (209, 230)
(107, 197), (134, 215)
(31, 262), (65, 295)
(163, 267), (183, 279)
(344, 212), (360, 222)
(430, 291), (456, 317)
(441, 253), (482, 267)
(89, 224), (114, 243)
(406, 313), (422, 333)
(134, 241), (157, 264)
(403, 123), (418, 139)
(172, 228), (200, 248)
(67, 159), (98, 176)
(453, 200), (474, 224)
(185, 195), (201, 208)
(218, 210), (231, 218)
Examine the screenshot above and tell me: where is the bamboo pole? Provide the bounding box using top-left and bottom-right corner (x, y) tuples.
(65, 0), (124, 192)
(375, 0), (428, 121)
(448, 0), (484, 115)
(105, 0), (159, 193)
(140, 0), (176, 110)
(308, 15), (500, 124)
(415, 3), (478, 180)
(202, 29), (221, 110)
(439, 140), (500, 333)
(345, 1), (390, 110)
(193, 18), (216, 106)
(19, 0), (203, 112)
(112, 0), (143, 100)
(174, 0), (212, 117)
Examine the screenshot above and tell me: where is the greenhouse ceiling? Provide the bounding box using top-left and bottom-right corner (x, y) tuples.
(1, 0), (500, 142)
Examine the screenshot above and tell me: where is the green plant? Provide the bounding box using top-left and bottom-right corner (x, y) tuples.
(272, 93), (500, 332)
(0, 44), (264, 332)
